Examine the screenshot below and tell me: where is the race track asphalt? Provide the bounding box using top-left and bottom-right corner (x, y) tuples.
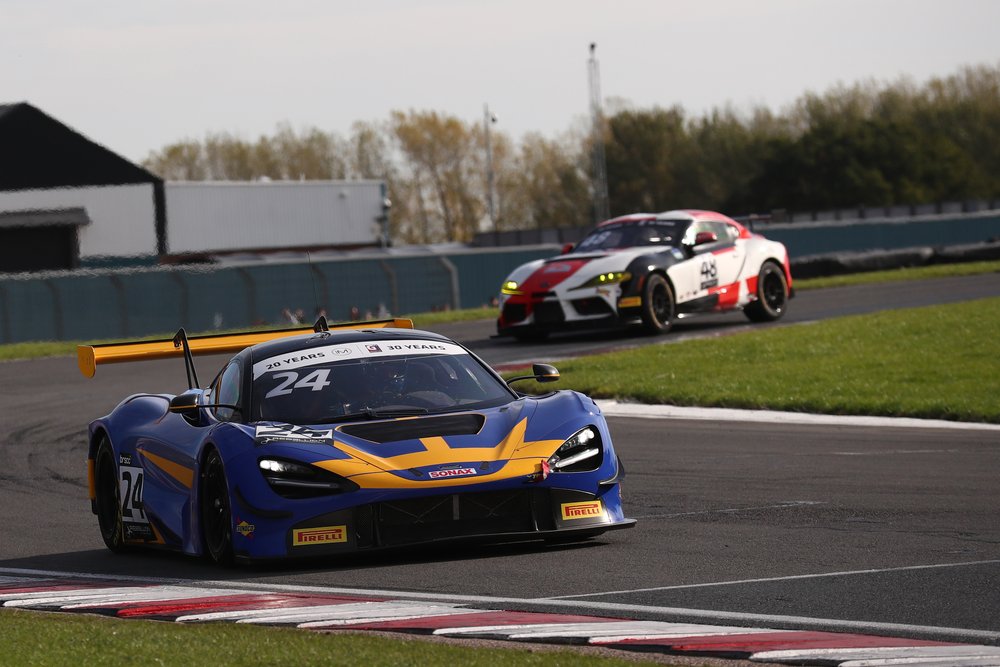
(1, 273), (998, 640)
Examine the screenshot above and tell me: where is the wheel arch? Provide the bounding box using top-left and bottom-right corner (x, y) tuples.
(191, 440), (222, 556)
(88, 425), (112, 460)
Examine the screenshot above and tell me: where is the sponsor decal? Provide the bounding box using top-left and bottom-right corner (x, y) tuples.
(235, 517), (255, 538)
(293, 525), (347, 546)
(119, 453), (132, 466)
(256, 424), (334, 446)
(252, 340), (468, 379)
(618, 296), (641, 309)
(544, 263), (573, 274)
(124, 522), (154, 540)
(119, 464), (148, 525)
(428, 467), (477, 479)
(560, 500), (605, 520)
(699, 256), (719, 290)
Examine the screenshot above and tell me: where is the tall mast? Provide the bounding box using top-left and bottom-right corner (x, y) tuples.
(588, 42), (610, 224)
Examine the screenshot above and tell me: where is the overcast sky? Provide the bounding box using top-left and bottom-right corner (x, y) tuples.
(2, 0), (998, 164)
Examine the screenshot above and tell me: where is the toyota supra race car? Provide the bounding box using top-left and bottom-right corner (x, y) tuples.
(497, 210), (793, 340)
(80, 318), (633, 564)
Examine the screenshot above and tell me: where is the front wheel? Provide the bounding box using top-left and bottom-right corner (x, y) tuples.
(94, 438), (127, 553)
(200, 448), (234, 565)
(745, 261), (789, 322)
(640, 274), (675, 334)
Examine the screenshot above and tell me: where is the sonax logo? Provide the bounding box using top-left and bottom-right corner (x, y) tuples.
(293, 525), (347, 546)
(235, 518), (255, 538)
(428, 467), (477, 479)
(560, 500), (604, 520)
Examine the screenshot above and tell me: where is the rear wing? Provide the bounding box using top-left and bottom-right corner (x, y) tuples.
(77, 317), (414, 379)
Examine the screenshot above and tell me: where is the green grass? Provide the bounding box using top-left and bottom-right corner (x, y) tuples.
(522, 297), (1000, 423)
(0, 608), (667, 667)
(0, 309), (499, 363)
(794, 258), (1000, 290)
(403, 305), (498, 327)
(0, 340), (78, 362)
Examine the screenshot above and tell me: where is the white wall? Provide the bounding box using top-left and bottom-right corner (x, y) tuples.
(165, 181), (383, 254)
(0, 184), (157, 258)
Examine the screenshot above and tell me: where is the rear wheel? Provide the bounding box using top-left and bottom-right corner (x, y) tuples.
(640, 274), (674, 334)
(200, 449), (234, 565)
(745, 261), (788, 322)
(94, 438), (126, 553)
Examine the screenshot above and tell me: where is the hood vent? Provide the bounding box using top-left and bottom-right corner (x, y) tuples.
(339, 413), (486, 444)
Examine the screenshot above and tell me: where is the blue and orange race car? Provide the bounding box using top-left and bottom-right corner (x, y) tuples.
(80, 318), (634, 564)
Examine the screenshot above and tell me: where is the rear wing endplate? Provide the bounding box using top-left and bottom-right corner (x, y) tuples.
(77, 317), (414, 379)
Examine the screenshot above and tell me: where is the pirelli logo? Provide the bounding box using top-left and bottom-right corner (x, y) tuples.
(292, 525), (347, 546)
(560, 500), (604, 520)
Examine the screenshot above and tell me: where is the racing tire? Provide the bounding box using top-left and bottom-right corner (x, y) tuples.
(94, 438), (127, 553)
(744, 261), (788, 322)
(640, 274), (675, 335)
(200, 448), (235, 566)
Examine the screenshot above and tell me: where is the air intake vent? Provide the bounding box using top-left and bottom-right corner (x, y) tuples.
(339, 413), (485, 443)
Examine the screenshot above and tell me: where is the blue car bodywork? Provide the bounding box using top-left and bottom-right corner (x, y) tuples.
(82, 320), (634, 563)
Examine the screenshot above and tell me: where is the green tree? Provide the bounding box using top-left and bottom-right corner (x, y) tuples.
(391, 110), (483, 243)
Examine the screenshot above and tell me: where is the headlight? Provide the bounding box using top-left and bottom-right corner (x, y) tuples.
(547, 426), (603, 472)
(576, 271), (632, 289)
(258, 458), (357, 499)
(501, 280), (522, 296)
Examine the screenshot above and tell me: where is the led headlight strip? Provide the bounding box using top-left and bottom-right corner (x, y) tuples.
(575, 271), (632, 289)
(548, 426), (602, 471)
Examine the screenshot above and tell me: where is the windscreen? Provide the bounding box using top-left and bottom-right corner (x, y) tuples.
(575, 220), (689, 252)
(250, 340), (514, 424)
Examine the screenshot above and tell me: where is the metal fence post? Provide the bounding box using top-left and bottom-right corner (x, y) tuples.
(378, 260), (399, 315)
(236, 268), (257, 326)
(169, 271), (190, 328)
(437, 256), (461, 310)
(108, 275), (128, 338)
(0, 283), (9, 344)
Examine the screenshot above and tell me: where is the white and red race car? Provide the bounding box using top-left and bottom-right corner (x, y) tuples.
(497, 210), (793, 340)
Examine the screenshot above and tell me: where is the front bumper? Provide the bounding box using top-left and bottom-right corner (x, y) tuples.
(497, 287), (640, 337)
(232, 484), (633, 560)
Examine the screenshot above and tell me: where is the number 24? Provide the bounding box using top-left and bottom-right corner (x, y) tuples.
(265, 369), (332, 398)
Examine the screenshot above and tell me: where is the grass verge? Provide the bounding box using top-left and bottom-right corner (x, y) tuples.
(0, 308), (499, 363)
(794, 258), (1000, 290)
(520, 297), (1000, 423)
(1, 608), (663, 667)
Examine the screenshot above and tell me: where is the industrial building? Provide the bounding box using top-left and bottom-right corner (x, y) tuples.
(0, 102), (387, 273)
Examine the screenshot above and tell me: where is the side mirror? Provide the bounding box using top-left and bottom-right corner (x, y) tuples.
(506, 363), (561, 386)
(693, 231), (718, 246)
(168, 391), (201, 419)
(561, 243), (575, 255)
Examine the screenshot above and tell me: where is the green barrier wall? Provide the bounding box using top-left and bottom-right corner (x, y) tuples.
(759, 213), (1000, 257)
(0, 247), (556, 344)
(7, 211), (995, 345)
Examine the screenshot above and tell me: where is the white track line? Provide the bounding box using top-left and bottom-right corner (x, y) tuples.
(3, 567), (999, 644)
(541, 559), (1000, 600)
(438, 621), (778, 641)
(298, 606), (480, 629)
(751, 646), (1000, 664)
(596, 401), (1000, 431)
(235, 602), (468, 626)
